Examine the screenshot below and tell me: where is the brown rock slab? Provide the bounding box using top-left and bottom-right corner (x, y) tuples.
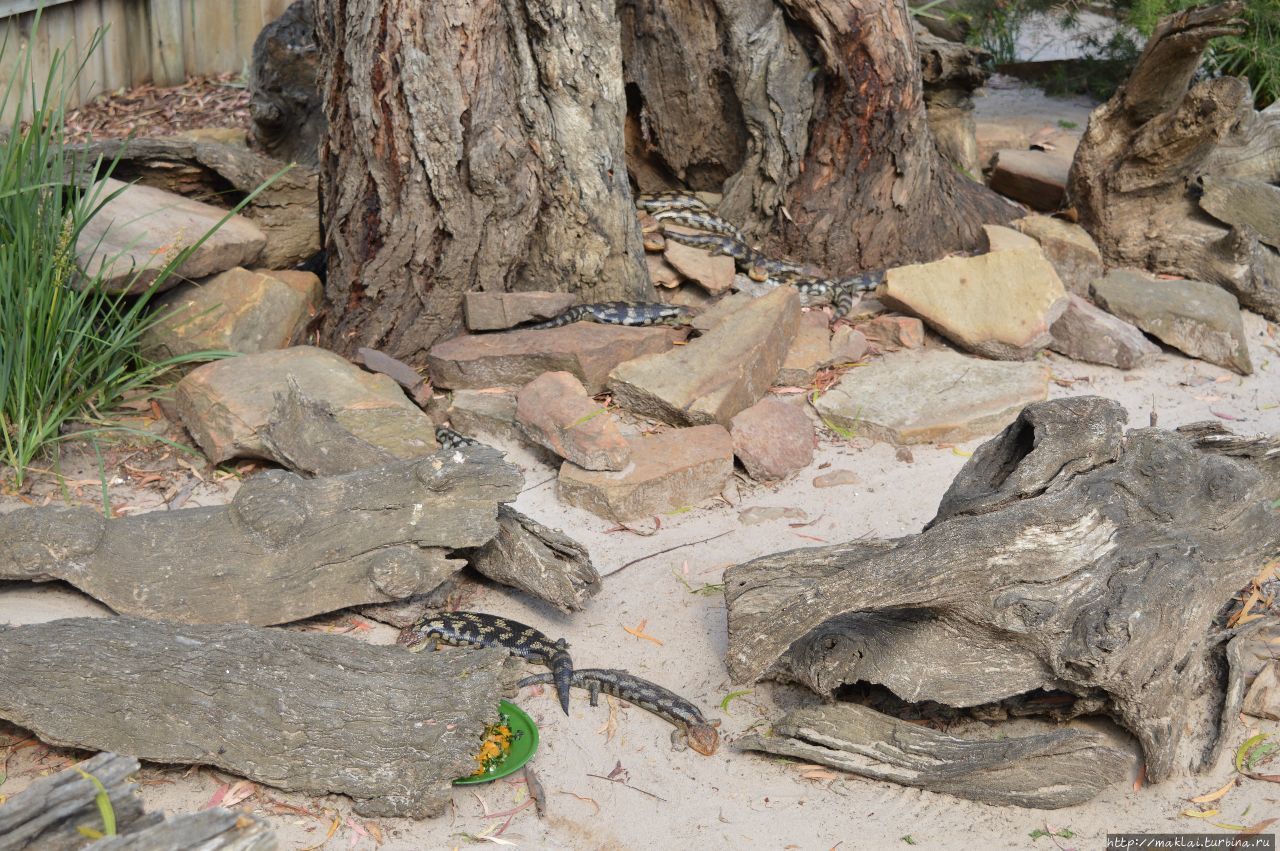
(663, 232), (736, 293)
(1090, 269), (1253, 375)
(558, 425), (733, 521)
(76, 177), (266, 295)
(1014, 214), (1104, 296)
(175, 346), (435, 464)
(647, 253), (683, 288)
(463, 291), (580, 331)
(1243, 662), (1280, 721)
(813, 349), (1050, 445)
(355, 346), (431, 406)
(516, 371), (630, 471)
(856, 315), (925, 350)
(879, 231), (1068, 360)
(777, 311), (834, 386)
(609, 287), (801, 426)
(143, 266), (321, 360)
(827, 327), (869, 365)
(813, 469), (859, 488)
(1049, 294), (1159, 369)
(447, 389), (523, 445)
(730, 398), (814, 481)
(987, 148), (1072, 211)
(428, 324), (680, 394)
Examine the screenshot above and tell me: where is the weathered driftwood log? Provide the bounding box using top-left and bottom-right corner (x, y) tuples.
(0, 618), (510, 818)
(1176, 420), (1280, 499)
(0, 752), (276, 851)
(1069, 1), (1280, 320)
(917, 23), (989, 176)
(0, 449), (521, 625)
(72, 137), (319, 269)
(249, 0), (322, 167)
(738, 704), (1133, 808)
(260, 384), (600, 611)
(725, 397), (1280, 783)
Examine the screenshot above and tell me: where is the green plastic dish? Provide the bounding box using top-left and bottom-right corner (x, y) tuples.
(453, 700), (539, 785)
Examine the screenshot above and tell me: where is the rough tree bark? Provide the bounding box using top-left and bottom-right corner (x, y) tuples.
(313, 0), (1015, 359)
(314, 0), (651, 364)
(725, 397), (1280, 784)
(619, 0), (1017, 270)
(1069, 1), (1280, 320)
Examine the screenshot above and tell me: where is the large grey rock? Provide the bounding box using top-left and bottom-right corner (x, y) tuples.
(558, 426), (733, 521)
(813, 349), (1050, 445)
(143, 267), (321, 360)
(76, 178), (266, 295)
(516, 371), (630, 470)
(1090, 269), (1253, 375)
(463, 291), (580, 331)
(1049, 294), (1159, 369)
(428, 324), (680, 394)
(878, 227), (1068, 360)
(1013, 214), (1104, 297)
(447, 389), (523, 445)
(175, 346), (435, 464)
(608, 287), (801, 426)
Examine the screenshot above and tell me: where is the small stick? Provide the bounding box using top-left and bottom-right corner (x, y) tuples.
(612, 531), (732, 574)
(586, 773), (669, 802)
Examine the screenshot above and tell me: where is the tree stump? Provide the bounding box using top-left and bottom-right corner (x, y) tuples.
(1069, 1), (1280, 320)
(249, 0), (323, 168)
(0, 448), (521, 625)
(725, 397), (1280, 783)
(0, 618), (511, 818)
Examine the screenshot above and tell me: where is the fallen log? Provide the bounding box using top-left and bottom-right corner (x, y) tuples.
(0, 751), (276, 851)
(1069, 1), (1280, 320)
(725, 397), (1280, 784)
(0, 448), (521, 626)
(0, 618), (510, 818)
(737, 704), (1132, 808)
(261, 383), (600, 611)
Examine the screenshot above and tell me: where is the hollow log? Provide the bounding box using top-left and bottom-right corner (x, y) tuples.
(737, 704), (1133, 808)
(1069, 1), (1280, 320)
(72, 137), (320, 270)
(0, 448), (521, 625)
(724, 396), (1280, 782)
(0, 618), (510, 818)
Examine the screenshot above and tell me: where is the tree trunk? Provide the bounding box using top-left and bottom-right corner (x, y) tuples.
(620, 0), (1017, 270)
(315, 0), (1016, 359)
(314, 0), (651, 364)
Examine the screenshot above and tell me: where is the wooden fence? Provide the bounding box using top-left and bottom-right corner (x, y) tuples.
(0, 0), (292, 120)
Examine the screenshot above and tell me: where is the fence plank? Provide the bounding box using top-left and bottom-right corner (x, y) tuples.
(147, 0), (182, 85)
(122, 0), (150, 87)
(97, 0), (130, 92)
(70, 0), (105, 104)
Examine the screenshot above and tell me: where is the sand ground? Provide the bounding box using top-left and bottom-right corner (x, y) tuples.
(1, 313), (1278, 850)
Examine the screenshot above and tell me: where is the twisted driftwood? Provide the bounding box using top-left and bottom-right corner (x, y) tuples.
(0, 618), (511, 818)
(1069, 1), (1280, 319)
(0, 448), (521, 625)
(261, 384), (600, 611)
(0, 752), (275, 851)
(726, 397), (1280, 785)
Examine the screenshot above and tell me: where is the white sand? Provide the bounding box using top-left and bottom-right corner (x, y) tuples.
(2, 312), (1278, 850)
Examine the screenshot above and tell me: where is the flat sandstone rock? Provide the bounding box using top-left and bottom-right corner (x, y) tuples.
(463, 291), (580, 331)
(1049, 293), (1159, 370)
(516, 371), (630, 470)
(76, 177), (266, 295)
(878, 227), (1068, 360)
(609, 287), (800, 426)
(1090, 269), (1252, 375)
(175, 346), (436, 464)
(0, 617), (508, 818)
(558, 425), (733, 522)
(812, 349), (1050, 445)
(428, 324), (680, 394)
(1013, 214), (1104, 297)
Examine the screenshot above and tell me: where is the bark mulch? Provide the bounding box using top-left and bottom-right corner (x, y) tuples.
(64, 73), (250, 143)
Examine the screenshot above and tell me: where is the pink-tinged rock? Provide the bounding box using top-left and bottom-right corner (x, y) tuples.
(463, 291), (580, 331)
(175, 346), (435, 464)
(516, 372), (630, 471)
(557, 426), (733, 522)
(647, 254), (682, 288)
(826, 327), (869, 366)
(729, 398), (814, 481)
(609, 287), (801, 426)
(987, 148), (1072, 211)
(856, 315), (925, 350)
(813, 469), (859, 488)
(777, 311), (833, 387)
(1048, 294), (1159, 370)
(427, 324), (681, 394)
(663, 228), (736, 293)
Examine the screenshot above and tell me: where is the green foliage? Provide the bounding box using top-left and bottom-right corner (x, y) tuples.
(0, 18), (280, 486)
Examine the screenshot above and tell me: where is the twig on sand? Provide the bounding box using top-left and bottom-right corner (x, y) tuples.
(611, 531), (732, 574)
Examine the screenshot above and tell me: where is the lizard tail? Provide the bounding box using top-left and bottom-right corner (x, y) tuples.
(550, 650), (573, 715)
